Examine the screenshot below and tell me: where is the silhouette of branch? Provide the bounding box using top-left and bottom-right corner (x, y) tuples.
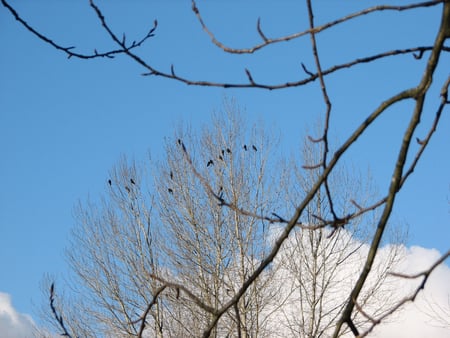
(2, 0), (447, 89)
(141, 45), (449, 89)
(1, 0), (157, 59)
(332, 3), (450, 335)
(400, 76), (449, 186)
(49, 283), (73, 338)
(149, 274), (218, 315)
(191, 0), (444, 54)
(356, 249), (450, 337)
(306, 0), (339, 226)
(135, 285), (167, 338)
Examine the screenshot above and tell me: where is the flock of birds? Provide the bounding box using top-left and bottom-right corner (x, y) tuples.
(107, 141), (259, 197)
(206, 144), (257, 168)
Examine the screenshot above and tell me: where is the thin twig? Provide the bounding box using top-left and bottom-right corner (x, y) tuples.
(190, 0), (444, 54)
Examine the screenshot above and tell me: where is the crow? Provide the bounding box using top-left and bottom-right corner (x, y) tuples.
(252, 145), (257, 151)
(170, 171), (174, 180)
(168, 188), (173, 194)
(207, 160), (214, 167)
(243, 145), (247, 151)
(219, 155), (224, 161)
(130, 178), (135, 185)
(108, 179), (112, 186)
(221, 149), (225, 156)
(226, 148), (231, 153)
(125, 186), (131, 193)
(177, 139), (181, 145)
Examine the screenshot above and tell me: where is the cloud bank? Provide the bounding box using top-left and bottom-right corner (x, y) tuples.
(0, 293), (36, 338)
(371, 246), (450, 338)
(269, 228), (450, 338)
(0, 244), (448, 337)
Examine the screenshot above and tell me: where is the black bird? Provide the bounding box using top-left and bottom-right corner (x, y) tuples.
(416, 137), (425, 145)
(207, 159), (214, 167)
(243, 145), (247, 151)
(219, 155), (224, 161)
(130, 178), (135, 185)
(221, 149), (225, 156)
(168, 188), (173, 194)
(125, 186), (131, 193)
(252, 145), (257, 151)
(170, 171), (174, 180)
(226, 148), (231, 154)
(177, 139), (182, 145)
(108, 179), (112, 186)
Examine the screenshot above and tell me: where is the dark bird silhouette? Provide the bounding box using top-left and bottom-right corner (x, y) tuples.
(252, 145), (257, 151)
(130, 178), (135, 185)
(221, 149), (225, 156)
(226, 148), (231, 154)
(416, 137), (425, 145)
(243, 144), (247, 151)
(177, 139), (182, 145)
(108, 179), (112, 186)
(219, 155), (224, 161)
(170, 171), (174, 180)
(168, 188), (173, 194)
(218, 186), (224, 200)
(207, 159), (214, 167)
(125, 186), (131, 193)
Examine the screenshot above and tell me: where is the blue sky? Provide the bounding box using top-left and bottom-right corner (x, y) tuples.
(0, 0), (449, 333)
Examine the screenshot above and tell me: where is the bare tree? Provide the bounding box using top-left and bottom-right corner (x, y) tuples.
(272, 134), (404, 337)
(41, 105), (286, 337)
(3, 0), (449, 336)
(154, 104), (285, 337)
(39, 105), (404, 338)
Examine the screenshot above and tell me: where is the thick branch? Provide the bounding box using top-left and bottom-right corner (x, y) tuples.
(333, 3), (450, 336)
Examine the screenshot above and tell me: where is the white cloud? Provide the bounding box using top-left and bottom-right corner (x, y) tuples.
(371, 246), (450, 338)
(0, 242), (448, 338)
(0, 293), (36, 338)
(268, 228), (450, 338)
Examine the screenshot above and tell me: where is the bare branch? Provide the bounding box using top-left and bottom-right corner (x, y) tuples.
(49, 283), (73, 338)
(256, 17), (269, 42)
(1, 0), (157, 59)
(357, 250), (450, 337)
(136, 285), (167, 338)
(190, 0), (445, 54)
(149, 274), (219, 315)
(333, 3), (450, 335)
